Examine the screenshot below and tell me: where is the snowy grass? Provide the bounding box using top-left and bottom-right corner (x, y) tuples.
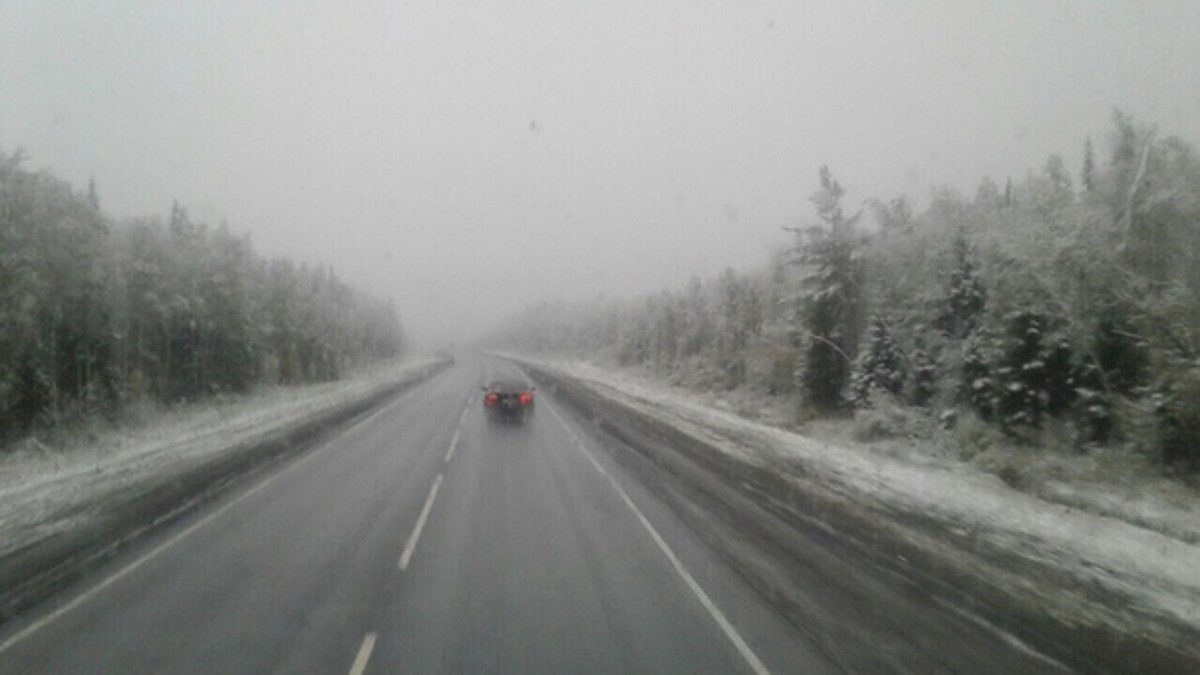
(510, 354), (1200, 635)
(0, 356), (446, 558)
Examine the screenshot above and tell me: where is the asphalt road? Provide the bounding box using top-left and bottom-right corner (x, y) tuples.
(0, 356), (844, 674)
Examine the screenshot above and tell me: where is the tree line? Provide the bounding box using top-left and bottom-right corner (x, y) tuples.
(1, 151), (404, 441)
(492, 112), (1199, 472)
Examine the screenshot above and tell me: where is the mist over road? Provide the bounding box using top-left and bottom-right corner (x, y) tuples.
(0, 356), (1060, 673)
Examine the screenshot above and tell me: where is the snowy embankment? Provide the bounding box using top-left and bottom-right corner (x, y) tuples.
(510, 355), (1200, 656)
(0, 356), (449, 566)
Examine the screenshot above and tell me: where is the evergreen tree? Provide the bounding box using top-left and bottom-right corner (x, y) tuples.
(86, 176), (100, 210)
(1156, 357), (1200, 471)
(871, 195), (914, 237)
(0, 153), (405, 441)
(480, 109), (1199, 473)
(1074, 362), (1113, 443)
(995, 311), (1048, 431)
(909, 339), (938, 408)
(1081, 137), (1095, 193)
(935, 230), (985, 340)
(650, 292), (682, 370)
(714, 270), (743, 386)
(850, 316), (905, 407)
(680, 276), (713, 358)
(792, 166), (864, 413)
(1043, 335), (1075, 417)
(1032, 155), (1074, 219)
(974, 177), (1002, 208)
(961, 331), (997, 421)
(1, 154), (113, 432)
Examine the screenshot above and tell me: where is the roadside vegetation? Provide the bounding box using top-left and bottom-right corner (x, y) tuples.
(0, 150), (405, 444)
(494, 111), (1200, 479)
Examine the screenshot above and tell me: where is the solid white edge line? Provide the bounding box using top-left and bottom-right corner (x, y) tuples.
(0, 443), (307, 655)
(614, 483), (771, 675)
(398, 474), (443, 570)
(444, 429), (461, 463)
(347, 632), (376, 675)
(0, 389), (411, 657)
(545, 400), (771, 675)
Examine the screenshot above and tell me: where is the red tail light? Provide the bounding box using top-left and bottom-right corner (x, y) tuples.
(485, 393), (498, 407)
(519, 392), (533, 406)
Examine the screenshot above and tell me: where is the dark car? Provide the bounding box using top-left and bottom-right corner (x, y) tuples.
(481, 379), (535, 424)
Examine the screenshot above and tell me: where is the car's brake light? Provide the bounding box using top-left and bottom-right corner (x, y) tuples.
(519, 392), (533, 406)
(485, 393), (498, 407)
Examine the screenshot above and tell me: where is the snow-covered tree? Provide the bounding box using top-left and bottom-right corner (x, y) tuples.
(679, 276), (714, 359)
(995, 311), (1050, 431)
(935, 230), (985, 340)
(1030, 155), (1075, 220)
(961, 331), (998, 421)
(714, 269), (763, 388)
(0, 150), (115, 433)
(0, 153), (405, 440)
(792, 166), (865, 413)
(480, 110), (1199, 472)
(648, 292), (682, 370)
(1081, 137), (1096, 193)
(871, 194), (915, 238)
(850, 316), (905, 408)
(974, 177), (1002, 209)
(909, 339), (938, 408)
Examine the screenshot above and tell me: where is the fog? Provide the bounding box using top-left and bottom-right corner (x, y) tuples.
(3, 1), (1198, 347)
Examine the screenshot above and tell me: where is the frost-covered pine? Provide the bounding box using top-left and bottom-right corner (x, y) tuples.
(1155, 360), (1200, 471)
(0, 151), (407, 437)
(679, 276), (714, 359)
(1044, 335), (1075, 416)
(1080, 136), (1095, 193)
(850, 316), (905, 408)
(935, 231), (985, 340)
(961, 331), (997, 420)
(1074, 363), (1113, 443)
(910, 342), (938, 408)
(996, 311), (1049, 430)
(793, 166), (865, 412)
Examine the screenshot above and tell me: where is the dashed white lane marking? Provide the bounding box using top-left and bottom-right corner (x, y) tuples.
(347, 632), (376, 675)
(399, 473), (443, 571)
(445, 400), (471, 463)
(545, 401), (771, 675)
(444, 429), (461, 464)
(0, 389), (414, 658)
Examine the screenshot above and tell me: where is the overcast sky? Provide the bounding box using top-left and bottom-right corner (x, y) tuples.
(3, 1), (1199, 346)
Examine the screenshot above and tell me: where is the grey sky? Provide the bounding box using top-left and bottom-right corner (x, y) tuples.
(3, 1), (1198, 346)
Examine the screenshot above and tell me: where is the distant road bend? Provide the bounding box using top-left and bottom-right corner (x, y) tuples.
(0, 356), (1064, 673)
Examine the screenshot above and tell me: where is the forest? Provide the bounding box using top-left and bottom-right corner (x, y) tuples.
(0, 150), (404, 441)
(494, 112), (1200, 472)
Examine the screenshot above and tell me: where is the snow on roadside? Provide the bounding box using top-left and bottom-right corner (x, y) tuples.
(0, 356), (446, 558)
(516, 355), (1200, 631)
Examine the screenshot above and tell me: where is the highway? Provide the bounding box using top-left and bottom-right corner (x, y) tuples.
(0, 356), (1060, 673)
